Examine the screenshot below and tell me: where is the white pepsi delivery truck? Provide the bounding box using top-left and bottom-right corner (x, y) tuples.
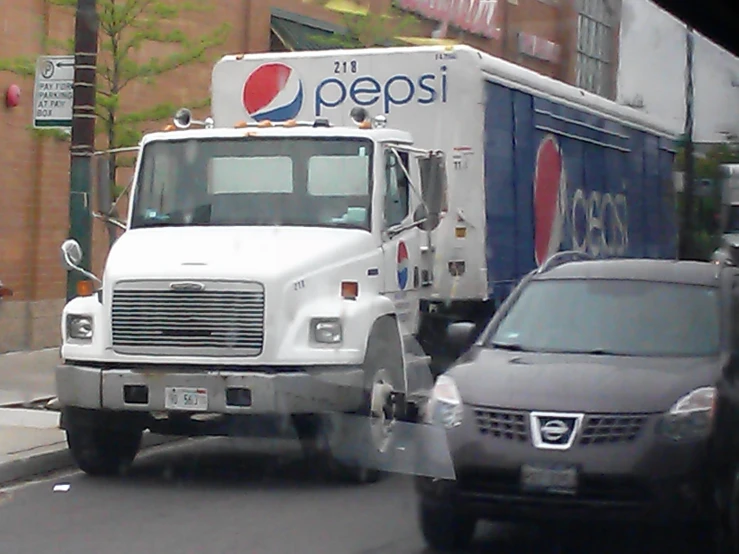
(56, 45), (679, 479)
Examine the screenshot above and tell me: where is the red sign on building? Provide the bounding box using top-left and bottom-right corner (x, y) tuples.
(517, 32), (561, 63)
(395, 0), (503, 40)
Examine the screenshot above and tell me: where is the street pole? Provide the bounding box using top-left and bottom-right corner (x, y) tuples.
(66, 0), (99, 301)
(679, 25), (696, 260)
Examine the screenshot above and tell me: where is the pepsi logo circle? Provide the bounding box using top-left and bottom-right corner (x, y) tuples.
(533, 135), (565, 265)
(242, 63), (304, 122)
(397, 241), (409, 290)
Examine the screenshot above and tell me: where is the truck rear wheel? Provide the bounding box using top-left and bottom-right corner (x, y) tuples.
(66, 420), (142, 477)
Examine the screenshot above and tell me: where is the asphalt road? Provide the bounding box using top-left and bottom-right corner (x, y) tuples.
(0, 438), (713, 554)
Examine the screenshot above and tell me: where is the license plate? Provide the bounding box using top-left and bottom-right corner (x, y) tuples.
(520, 464), (578, 495)
(164, 387), (208, 412)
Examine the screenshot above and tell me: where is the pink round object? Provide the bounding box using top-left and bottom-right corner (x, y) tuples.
(6, 84), (20, 108)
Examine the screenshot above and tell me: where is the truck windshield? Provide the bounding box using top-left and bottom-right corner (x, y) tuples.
(130, 137), (373, 230)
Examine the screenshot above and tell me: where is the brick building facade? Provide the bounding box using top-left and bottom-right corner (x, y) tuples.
(0, 0), (621, 353)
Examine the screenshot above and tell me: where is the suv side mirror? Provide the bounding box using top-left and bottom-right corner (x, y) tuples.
(446, 321), (477, 351)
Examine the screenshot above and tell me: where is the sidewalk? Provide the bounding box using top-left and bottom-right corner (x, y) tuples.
(0, 348), (66, 484)
(0, 349), (176, 485)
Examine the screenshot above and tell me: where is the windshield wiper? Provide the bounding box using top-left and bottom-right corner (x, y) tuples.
(491, 342), (528, 352)
(583, 348), (620, 356)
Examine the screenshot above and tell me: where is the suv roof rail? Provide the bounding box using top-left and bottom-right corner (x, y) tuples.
(536, 250), (595, 274)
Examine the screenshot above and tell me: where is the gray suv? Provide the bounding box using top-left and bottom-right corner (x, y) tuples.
(415, 253), (739, 552)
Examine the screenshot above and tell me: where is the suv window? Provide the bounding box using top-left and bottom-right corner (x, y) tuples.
(489, 279), (721, 357)
(732, 277), (739, 351)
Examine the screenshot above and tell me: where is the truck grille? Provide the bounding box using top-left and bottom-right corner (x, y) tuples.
(111, 280), (265, 357)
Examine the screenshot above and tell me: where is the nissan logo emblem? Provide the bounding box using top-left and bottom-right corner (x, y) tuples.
(540, 420), (570, 442)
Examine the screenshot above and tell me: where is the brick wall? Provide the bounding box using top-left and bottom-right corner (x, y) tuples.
(0, 0), (619, 353)
(0, 0), (247, 352)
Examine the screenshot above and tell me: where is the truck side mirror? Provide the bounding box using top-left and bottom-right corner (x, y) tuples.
(413, 204), (428, 223)
(418, 153), (447, 230)
(60, 239), (84, 271)
(95, 155), (112, 215)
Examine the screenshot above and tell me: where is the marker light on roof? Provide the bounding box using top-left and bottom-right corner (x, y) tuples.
(257, 120), (273, 128)
(234, 121), (248, 128)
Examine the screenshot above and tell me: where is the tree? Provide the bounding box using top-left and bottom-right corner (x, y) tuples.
(0, 0), (229, 243)
(308, 4), (419, 49)
(40, 0), (230, 245)
(51, 0), (227, 179)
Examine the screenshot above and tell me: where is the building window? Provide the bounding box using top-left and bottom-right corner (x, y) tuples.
(576, 0), (615, 97)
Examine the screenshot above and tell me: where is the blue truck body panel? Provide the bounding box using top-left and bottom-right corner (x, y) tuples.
(483, 81), (678, 304)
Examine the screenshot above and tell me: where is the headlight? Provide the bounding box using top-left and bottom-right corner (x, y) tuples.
(658, 387), (716, 442)
(66, 314), (93, 340)
(311, 318), (342, 344)
(425, 375), (464, 429)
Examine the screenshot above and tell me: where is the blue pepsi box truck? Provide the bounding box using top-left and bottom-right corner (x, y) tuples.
(211, 45), (679, 354)
(55, 45), (679, 478)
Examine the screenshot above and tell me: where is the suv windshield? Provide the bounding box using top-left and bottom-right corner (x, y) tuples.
(130, 137), (373, 230)
(488, 279), (720, 357)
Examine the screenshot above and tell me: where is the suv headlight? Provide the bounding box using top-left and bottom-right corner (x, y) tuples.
(425, 375), (464, 429)
(66, 314), (93, 341)
(311, 318), (342, 344)
(659, 387), (715, 442)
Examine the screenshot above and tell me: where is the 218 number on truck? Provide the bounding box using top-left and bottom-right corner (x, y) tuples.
(334, 60), (358, 74)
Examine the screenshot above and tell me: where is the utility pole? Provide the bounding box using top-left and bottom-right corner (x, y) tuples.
(679, 25), (696, 260)
(66, 0), (99, 301)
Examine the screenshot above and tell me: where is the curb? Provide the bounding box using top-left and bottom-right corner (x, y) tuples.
(0, 432), (184, 487)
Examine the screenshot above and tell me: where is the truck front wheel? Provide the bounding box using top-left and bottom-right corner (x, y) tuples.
(328, 317), (404, 483)
(65, 415), (143, 477)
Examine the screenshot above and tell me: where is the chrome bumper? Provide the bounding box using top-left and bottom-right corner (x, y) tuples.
(55, 363), (365, 415)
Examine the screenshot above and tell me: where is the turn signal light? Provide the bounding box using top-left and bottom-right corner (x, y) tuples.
(341, 281), (358, 300)
(76, 280), (94, 297)
(163, 124), (175, 131)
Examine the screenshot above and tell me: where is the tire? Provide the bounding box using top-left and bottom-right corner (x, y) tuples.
(716, 473), (739, 554)
(419, 502), (476, 552)
(326, 317), (404, 484)
(66, 422), (142, 477)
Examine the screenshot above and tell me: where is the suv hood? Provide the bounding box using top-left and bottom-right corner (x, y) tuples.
(449, 347), (719, 414)
(105, 226), (375, 282)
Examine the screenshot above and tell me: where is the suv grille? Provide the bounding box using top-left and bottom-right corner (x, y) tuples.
(111, 280), (265, 357)
(579, 414), (648, 445)
(473, 407), (650, 446)
(474, 408), (528, 442)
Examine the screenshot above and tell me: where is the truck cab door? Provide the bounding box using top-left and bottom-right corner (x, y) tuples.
(380, 146), (424, 337)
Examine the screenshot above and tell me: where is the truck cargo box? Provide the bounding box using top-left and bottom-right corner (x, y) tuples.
(212, 45), (679, 306)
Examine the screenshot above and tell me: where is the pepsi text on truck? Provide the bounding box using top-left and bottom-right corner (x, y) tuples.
(55, 45), (679, 479)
